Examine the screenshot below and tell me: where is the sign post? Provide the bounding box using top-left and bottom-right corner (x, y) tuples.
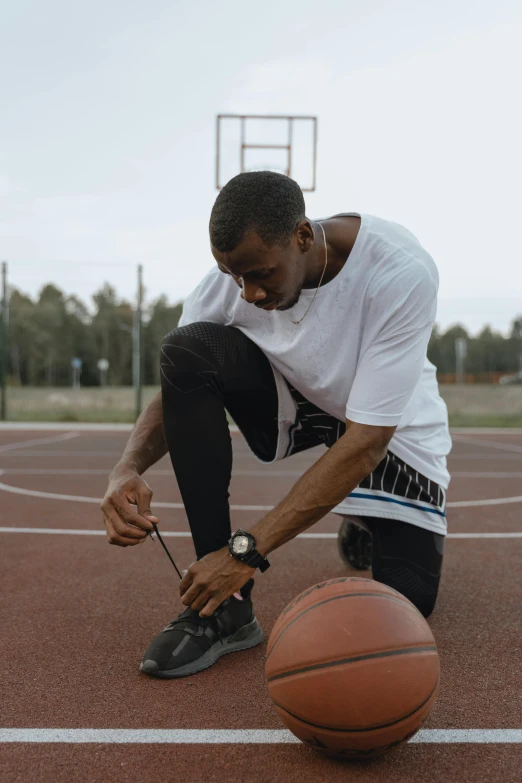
(0, 262), (7, 421)
(97, 358), (109, 387)
(71, 357), (82, 389)
(455, 338), (467, 385)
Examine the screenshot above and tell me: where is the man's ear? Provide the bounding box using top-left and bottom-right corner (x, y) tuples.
(295, 220), (315, 253)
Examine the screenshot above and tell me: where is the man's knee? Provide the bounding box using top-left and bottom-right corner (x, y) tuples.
(161, 322), (243, 367)
(373, 562), (440, 618)
(160, 322), (227, 393)
(162, 321), (227, 353)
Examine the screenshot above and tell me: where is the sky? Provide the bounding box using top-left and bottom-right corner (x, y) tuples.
(1, 0), (521, 335)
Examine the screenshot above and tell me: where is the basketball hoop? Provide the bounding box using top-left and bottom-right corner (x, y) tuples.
(216, 114), (317, 191)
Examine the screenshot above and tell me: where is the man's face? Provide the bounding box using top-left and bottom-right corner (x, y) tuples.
(211, 229), (307, 312)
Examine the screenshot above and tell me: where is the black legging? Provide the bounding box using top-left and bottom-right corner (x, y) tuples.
(364, 517), (443, 617)
(160, 321), (444, 616)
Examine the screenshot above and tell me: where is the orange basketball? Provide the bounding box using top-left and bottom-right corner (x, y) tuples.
(265, 577), (440, 760)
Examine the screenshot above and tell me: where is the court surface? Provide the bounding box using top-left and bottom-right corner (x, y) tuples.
(1, 426), (521, 782)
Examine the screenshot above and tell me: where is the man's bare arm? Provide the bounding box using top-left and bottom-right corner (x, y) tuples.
(179, 419), (396, 616)
(110, 390), (168, 478)
(102, 391), (169, 547)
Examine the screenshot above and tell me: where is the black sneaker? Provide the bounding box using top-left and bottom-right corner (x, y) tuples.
(139, 579), (263, 678)
(338, 517), (373, 571)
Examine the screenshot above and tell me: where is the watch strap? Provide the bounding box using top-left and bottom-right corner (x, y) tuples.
(242, 549), (271, 572)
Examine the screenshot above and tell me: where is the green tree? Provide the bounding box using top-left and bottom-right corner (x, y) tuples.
(143, 296), (183, 385)
(8, 289), (39, 385)
(91, 284), (134, 386)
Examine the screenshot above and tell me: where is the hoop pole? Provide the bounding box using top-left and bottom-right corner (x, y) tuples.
(134, 264), (143, 421)
(287, 118), (293, 177)
(215, 115), (221, 189)
(240, 117), (246, 172)
(312, 118), (318, 191)
(0, 262), (7, 421)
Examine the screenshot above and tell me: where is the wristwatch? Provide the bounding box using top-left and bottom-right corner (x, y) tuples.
(228, 529), (271, 573)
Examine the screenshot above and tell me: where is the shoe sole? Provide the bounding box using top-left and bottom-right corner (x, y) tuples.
(337, 518), (372, 570)
(140, 618), (264, 679)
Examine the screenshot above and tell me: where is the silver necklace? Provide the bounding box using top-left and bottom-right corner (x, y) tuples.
(289, 222), (328, 325)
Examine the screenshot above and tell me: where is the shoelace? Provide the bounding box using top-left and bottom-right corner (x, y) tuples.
(150, 524), (224, 645)
(150, 523), (183, 579)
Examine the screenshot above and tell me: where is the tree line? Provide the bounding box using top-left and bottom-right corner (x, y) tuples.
(7, 283), (182, 387)
(428, 319), (522, 378)
(4, 283), (522, 386)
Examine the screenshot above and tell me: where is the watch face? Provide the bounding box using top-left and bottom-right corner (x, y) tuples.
(232, 535), (250, 555)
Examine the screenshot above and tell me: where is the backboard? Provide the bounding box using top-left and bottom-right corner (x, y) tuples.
(216, 115), (317, 191)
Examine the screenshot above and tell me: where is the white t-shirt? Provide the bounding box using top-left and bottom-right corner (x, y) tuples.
(179, 213), (451, 489)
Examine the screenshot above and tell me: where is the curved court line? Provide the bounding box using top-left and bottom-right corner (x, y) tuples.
(0, 477), (521, 510)
(0, 479), (272, 511)
(0, 431), (79, 453)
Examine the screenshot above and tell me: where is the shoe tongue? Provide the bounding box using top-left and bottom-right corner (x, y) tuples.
(163, 607), (223, 639)
(180, 607), (199, 620)
(164, 608), (203, 631)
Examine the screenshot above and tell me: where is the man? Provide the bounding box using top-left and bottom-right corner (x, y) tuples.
(101, 172), (451, 679)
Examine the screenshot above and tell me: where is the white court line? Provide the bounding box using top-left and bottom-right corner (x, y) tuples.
(453, 436), (522, 455)
(2, 422), (522, 435)
(0, 478), (521, 510)
(0, 432), (79, 453)
(446, 532), (522, 539)
(450, 428), (522, 435)
(1, 527), (521, 539)
(451, 472), (522, 478)
(449, 496), (522, 508)
(2, 449), (282, 460)
(0, 450), (130, 457)
(0, 480), (272, 511)
(4, 451), (522, 461)
(4, 468), (522, 480)
(0, 728), (520, 744)
(0, 422), (241, 433)
(451, 455), (522, 460)
(0, 468), (306, 477)
(0, 422), (135, 432)
(4, 468), (522, 479)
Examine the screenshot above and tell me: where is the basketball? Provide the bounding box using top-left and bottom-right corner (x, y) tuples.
(265, 577), (440, 759)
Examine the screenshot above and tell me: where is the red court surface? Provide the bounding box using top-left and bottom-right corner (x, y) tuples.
(1, 426), (521, 782)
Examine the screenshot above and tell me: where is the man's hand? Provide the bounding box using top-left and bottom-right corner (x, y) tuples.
(101, 468), (159, 547)
(180, 547), (255, 617)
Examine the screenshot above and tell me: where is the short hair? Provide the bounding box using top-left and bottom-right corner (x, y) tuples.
(209, 171), (306, 252)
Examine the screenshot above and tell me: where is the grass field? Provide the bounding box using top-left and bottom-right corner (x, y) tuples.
(4, 387), (160, 423)
(440, 384), (522, 427)
(4, 384), (522, 427)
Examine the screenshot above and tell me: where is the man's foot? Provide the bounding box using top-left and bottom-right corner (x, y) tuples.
(338, 517), (373, 570)
(139, 579), (263, 678)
